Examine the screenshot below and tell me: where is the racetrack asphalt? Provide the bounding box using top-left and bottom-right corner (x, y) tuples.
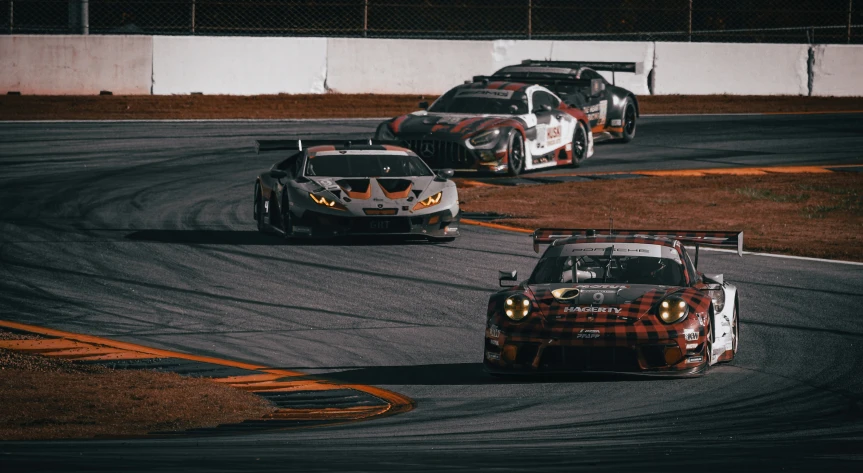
(1, 114), (862, 471)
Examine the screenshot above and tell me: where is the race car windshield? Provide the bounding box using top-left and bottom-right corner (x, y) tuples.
(529, 255), (686, 286)
(305, 154), (433, 177)
(429, 88), (528, 115)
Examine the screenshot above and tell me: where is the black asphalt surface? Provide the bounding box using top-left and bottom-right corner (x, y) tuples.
(1, 115), (862, 472)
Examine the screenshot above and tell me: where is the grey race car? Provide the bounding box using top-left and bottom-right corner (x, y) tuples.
(253, 139), (460, 241)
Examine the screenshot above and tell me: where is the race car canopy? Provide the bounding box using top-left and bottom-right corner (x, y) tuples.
(532, 228), (744, 256)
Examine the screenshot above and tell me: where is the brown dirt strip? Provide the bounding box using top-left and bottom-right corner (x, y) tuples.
(455, 172), (863, 262)
(3, 95), (863, 120)
(0, 330), (274, 440)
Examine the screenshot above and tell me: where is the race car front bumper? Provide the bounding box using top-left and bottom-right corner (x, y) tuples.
(483, 321), (709, 376)
(290, 208), (460, 240)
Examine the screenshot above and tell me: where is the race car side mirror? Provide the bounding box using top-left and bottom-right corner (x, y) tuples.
(269, 170), (287, 179)
(435, 168), (455, 181)
(418, 101), (429, 110)
(703, 273), (724, 285)
(499, 270), (518, 287)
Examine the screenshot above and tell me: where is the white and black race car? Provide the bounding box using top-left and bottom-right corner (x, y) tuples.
(376, 80), (594, 176)
(253, 139), (460, 241)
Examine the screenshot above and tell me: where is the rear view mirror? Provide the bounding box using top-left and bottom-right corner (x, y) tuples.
(499, 270), (518, 287)
(418, 101), (429, 110)
(269, 170), (287, 179)
(435, 168), (454, 181)
(590, 78), (606, 97)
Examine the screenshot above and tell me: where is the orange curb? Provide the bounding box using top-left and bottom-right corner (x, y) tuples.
(0, 319), (415, 427)
(461, 219), (532, 234)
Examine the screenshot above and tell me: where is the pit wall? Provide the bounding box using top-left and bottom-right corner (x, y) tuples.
(2, 35), (861, 97)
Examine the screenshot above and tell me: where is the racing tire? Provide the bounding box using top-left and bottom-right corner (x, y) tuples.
(729, 303), (739, 361)
(255, 185), (268, 233)
(276, 191), (293, 240)
(620, 99), (637, 143)
(506, 131), (526, 177)
(570, 122), (588, 168)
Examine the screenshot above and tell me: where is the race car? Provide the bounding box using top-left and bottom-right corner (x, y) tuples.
(252, 139), (460, 241)
(375, 80), (594, 176)
(489, 60), (641, 143)
(484, 228), (742, 376)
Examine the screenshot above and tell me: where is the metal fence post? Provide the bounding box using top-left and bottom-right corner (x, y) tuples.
(528, 0), (532, 39)
(191, 0), (196, 34)
(364, 0), (368, 37)
(848, 0), (854, 43)
(688, 0), (693, 42)
(81, 0), (89, 35)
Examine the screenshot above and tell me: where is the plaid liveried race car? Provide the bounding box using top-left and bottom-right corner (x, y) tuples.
(485, 229), (742, 376)
(375, 79), (594, 176)
(253, 139), (460, 241)
(489, 60), (641, 143)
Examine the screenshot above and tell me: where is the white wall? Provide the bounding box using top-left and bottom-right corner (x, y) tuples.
(326, 38), (493, 94)
(653, 42), (809, 95)
(152, 36), (327, 95)
(0, 35), (152, 95)
(811, 45), (863, 97)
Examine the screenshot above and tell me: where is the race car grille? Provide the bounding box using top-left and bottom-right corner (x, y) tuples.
(349, 217), (412, 233)
(405, 139), (473, 169)
(539, 346), (640, 372)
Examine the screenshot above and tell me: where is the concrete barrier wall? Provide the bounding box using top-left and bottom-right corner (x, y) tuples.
(0, 35), (152, 95)
(152, 36), (327, 95)
(811, 45), (863, 97)
(653, 42), (810, 95)
(5, 35), (862, 97)
(325, 38), (494, 94)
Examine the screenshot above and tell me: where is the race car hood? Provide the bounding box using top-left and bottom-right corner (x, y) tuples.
(526, 284), (709, 323)
(299, 175), (455, 216)
(388, 112), (524, 140)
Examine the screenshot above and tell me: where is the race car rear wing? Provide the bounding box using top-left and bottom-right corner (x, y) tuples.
(520, 60), (644, 75)
(255, 138), (407, 154)
(531, 228), (744, 260)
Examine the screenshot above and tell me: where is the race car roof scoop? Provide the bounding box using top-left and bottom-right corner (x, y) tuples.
(531, 228), (744, 257)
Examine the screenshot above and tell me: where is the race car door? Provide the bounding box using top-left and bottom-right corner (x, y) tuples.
(579, 69), (609, 132)
(527, 89), (572, 168)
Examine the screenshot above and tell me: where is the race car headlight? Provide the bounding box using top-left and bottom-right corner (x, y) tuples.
(376, 123), (396, 140)
(658, 296), (689, 324)
(469, 129), (501, 148)
(309, 193), (346, 211)
(504, 295), (531, 321)
(705, 287), (726, 313)
(412, 191), (442, 210)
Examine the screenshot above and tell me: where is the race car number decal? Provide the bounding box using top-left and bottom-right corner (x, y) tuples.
(546, 126), (562, 146)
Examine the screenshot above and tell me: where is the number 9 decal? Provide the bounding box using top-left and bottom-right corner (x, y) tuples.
(593, 292), (605, 304)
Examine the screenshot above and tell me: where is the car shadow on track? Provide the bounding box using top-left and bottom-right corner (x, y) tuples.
(299, 362), (662, 385)
(125, 230), (445, 246)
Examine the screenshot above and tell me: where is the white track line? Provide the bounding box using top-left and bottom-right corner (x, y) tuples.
(698, 247), (863, 266)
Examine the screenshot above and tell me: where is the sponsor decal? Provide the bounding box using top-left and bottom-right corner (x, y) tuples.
(292, 226), (312, 235)
(684, 329), (699, 341)
(435, 115), (464, 125)
(487, 325), (501, 339)
(685, 343), (698, 350)
(686, 356), (703, 363)
(576, 329), (601, 339)
(564, 306), (622, 314)
(725, 342), (733, 351)
(486, 351), (500, 361)
(455, 89), (514, 99)
(577, 284), (630, 289)
(546, 126), (562, 147)
(490, 339), (499, 347)
(611, 119), (622, 127)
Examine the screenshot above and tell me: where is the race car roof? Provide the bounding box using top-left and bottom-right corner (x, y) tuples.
(462, 80), (532, 93)
(307, 143), (413, 156)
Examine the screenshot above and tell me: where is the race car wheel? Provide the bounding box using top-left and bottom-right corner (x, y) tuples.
(507, 131), (525, 177)
(255, 185), (267, 233)
(621, 99), (637, 143)
(570, 122), (588, 168)
(278, 190), (293, 239)
(731, 303), (739, 358)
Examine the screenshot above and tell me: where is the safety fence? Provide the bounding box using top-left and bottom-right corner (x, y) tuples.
(1, 0), (861, 44)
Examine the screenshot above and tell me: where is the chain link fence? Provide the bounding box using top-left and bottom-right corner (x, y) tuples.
(1, 0), (860, 43)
